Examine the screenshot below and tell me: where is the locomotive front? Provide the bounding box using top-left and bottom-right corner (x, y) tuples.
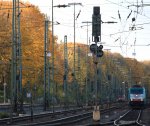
(128, 85), (146, 109)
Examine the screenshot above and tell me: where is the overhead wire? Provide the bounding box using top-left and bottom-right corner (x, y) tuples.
(108, 0), (148, 57)
(106, 0), (150, 19)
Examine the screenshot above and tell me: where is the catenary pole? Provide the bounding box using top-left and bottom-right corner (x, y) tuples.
(82, 21), (92, 106)
(68, 2), (82, 105)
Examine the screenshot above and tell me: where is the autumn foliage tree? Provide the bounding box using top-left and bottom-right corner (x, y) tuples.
(0, 1), (149, 103)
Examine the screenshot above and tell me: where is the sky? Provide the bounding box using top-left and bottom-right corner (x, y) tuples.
(23, 0), (150, 61)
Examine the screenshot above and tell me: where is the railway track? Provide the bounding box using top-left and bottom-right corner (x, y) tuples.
(18, 111), (92, 126)
(0, 107), (91, 125)
(0, 102), (127, 126)
(1, 106), (121, 126)
(14, 106), (120, 126)
(114, 109), (143, 126)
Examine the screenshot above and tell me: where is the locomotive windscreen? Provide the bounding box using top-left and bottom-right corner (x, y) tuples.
(130, 88), (143, 94)
(132, 84), (142, 88)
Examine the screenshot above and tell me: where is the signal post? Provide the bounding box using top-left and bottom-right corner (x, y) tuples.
(90, 6), (103, 121)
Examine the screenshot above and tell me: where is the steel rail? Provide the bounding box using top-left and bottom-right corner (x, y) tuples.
(114, 109), (142, 126)
(13, 106), (119, 126)
(0, 107), (87, 125)
(136, 110), (145, 126)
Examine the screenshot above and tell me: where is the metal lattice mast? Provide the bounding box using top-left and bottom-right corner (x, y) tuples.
(77, 46), (81, 105)
(11, 0), (23, 113)
(17, 0), (23, 113)
(51, 0), (55, 113)
(64, 35), (68, 107)
(11, 0), (17, 113)
(44, 19), (49, 111)
(47, 35), (50, 109)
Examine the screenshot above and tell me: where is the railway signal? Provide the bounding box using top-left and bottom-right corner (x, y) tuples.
(92, 6), (102, 122)
(97, 45), (103, 57)
(91, 6), (103, 58)
(90, 44), (104, 57)
(90, 43), (97, 54)
(92, 6), (101, 42)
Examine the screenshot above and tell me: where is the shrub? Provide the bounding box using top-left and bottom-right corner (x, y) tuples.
(0, 112), (9, 119)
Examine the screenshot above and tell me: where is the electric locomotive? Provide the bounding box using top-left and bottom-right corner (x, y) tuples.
(128, 84), (146, 109)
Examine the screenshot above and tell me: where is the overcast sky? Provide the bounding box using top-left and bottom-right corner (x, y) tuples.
(24, 0), (150, 61)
